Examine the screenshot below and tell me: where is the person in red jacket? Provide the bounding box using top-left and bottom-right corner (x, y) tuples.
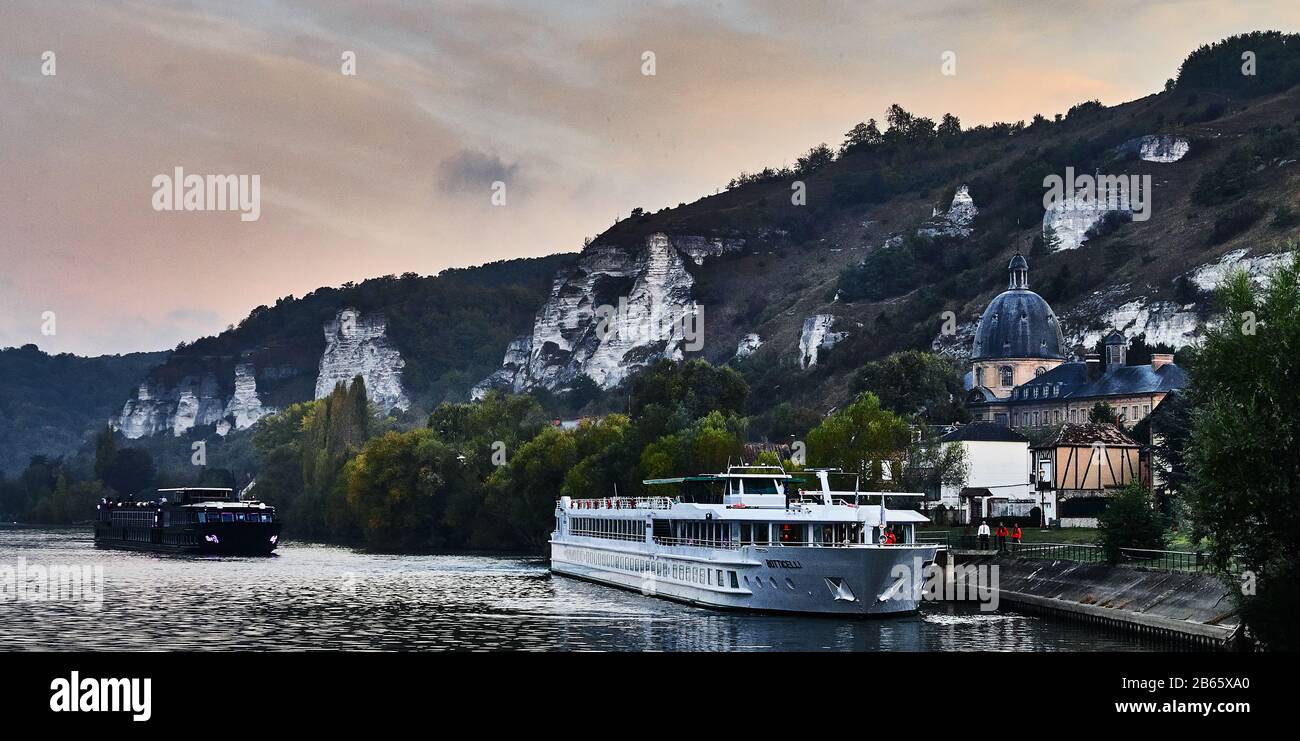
(996, 523), (1008, 551)
(1011, 524), (1023, 545)
(884, 528), (897, 545)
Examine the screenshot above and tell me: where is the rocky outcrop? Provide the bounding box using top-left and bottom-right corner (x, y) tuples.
(798, 315), (845, 369)
(1118, 134), (1191, 163)
(671, 235), (746, 265)
(315, 308), (409, 413)
(1042, 196), (1128, 251)
(115, 373), (234, 439)
(1072, 299), (1201, 350)
(918, 185), (977, 239)
(734, 333), (762, 361)
(1189, 248), (1295, 291)
(222, 363), (269, 433)
(473, 233), (707, 396)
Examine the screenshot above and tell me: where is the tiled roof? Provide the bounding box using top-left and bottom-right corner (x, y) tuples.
(1031, 422), (1138, 449)
(976, 361), (1188, 406)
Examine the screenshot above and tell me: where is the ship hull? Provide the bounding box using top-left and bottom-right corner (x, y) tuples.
(551, 539), (939, 616)
(94, 521), (282, 556)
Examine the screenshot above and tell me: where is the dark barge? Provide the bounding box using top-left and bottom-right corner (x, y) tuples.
(94, 487), (282, 555)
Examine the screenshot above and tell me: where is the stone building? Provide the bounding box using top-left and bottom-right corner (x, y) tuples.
(966, 253), (1187, 430)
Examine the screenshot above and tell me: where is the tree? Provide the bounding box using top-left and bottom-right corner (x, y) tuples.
(795, 143), (835, 175)
(1130, 391), (1192, 518)
(628, 359), (748, 421)
(1089, 401), (1117, 424)
(805, 393), (910, 486)
(93, 427), (118, 482)
(1185, 251), (1300, 649)
(481, 426), (579, 548)
(1096, 481), (1164, 562)
(102, 448), (156, 497)
(937, 113), (961, 139)
(840, 119), (882, 154)
(856, 351), (970, 423)
(345, 429), (467, 551)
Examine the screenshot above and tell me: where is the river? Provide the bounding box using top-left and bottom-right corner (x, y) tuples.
(0, 528), (1155, 651)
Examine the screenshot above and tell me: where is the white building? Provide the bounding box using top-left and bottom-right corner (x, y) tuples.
(937, 423), (1043, 524)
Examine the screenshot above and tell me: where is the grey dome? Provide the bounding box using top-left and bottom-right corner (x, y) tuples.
(972, 289), (1065, 360)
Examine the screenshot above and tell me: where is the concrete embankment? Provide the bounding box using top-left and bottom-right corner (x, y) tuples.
(954, 555), (1241, 648)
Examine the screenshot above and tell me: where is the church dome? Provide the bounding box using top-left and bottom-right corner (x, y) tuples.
(971, 253), (1065, 361)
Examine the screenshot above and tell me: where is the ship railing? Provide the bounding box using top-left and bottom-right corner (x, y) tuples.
(568, 529), (647, 543)
(653, 537), (743, 550)
(568, 497), (676, 511)
(651, 537), (932, 550)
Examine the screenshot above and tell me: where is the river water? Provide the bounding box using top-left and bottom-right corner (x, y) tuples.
(0, 529), (1154, 651)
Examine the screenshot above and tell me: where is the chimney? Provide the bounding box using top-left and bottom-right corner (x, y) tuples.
(1085, 353), (1102, 381)
(1151, 353), (1174, 370)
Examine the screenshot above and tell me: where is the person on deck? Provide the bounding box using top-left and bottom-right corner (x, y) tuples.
(996, 523), (1008, 551)
(978, 521), (990, 549)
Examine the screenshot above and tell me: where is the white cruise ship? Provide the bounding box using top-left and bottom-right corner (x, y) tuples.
(550, 466), (940, 616)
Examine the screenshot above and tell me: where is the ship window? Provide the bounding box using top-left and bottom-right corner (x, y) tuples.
(769, 577), (779, 589)
(708, 570), (713, 585)
(754, 523), (769, 545)
(221, 512), (235, 522)
(197, 512), (206, 524)
(747, 478), (779, 495)
(729, 571), (739, 589)
(785, 578), (796, 590)
(716, 569), (723, 586)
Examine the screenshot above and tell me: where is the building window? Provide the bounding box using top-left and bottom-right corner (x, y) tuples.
(976, 367), (985, 386)
(999, 366), (1013, 387)
(1035, 366), (1046, 376)
(1054, 410), (1061, 423)
(1034, 411), (1041, 426)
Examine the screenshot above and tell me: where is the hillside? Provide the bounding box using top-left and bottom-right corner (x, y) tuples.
(0, 346), (168, 475)
(6, 31), (1300, 465)
(469, 31), (1300, 433)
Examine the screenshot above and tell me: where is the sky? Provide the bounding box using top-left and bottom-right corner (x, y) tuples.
(2, 0), (1298, 356)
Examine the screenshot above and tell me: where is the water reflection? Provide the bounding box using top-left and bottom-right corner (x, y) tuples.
(0, 529), (1152, 652)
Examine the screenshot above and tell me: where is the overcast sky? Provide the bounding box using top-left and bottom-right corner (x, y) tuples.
(2, 0), (1298, 356)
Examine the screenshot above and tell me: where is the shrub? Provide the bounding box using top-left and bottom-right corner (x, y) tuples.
(1208, 199), (1267, 244)
(1096, 481), (1165, 563)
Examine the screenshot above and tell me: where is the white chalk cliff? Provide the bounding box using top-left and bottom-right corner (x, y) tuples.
(798, 315), (845, 369)
(114, 368), (270, 440)
(474, 233), (724, 397)
(734, 333), (762, 361)
(918, 185), (977, 239)
(315, 308), (410, 413)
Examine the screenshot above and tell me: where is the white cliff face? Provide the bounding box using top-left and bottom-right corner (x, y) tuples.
(1043, 196), (1127, 251)
(1190, 248), (1295, 291)
(918, 185), (977, 239)
(798, 315), (845, 369)
(315, 308), (410, 413)
(671, 235), (746, 265)
(1118, 134), (1189, 163)
(734, 333), (762, 360)
(473, 233), (706, 397)
(1138, 135), (1190, 163)
(222, 363), (269, 433)
(115, 373), (234, 439)
(116, 383), (171, 439)
(1072, 299), (1201, 350)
